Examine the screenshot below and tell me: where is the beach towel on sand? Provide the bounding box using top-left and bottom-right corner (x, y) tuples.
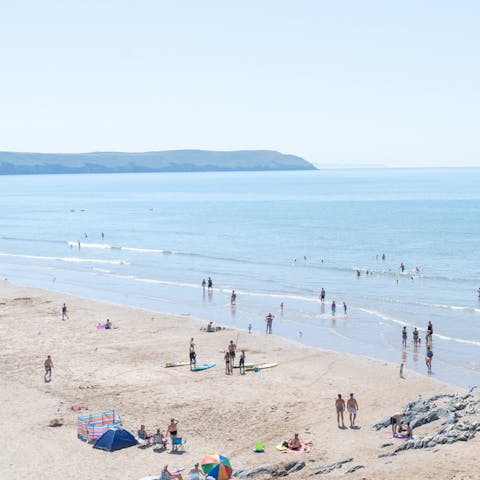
(276, 442), (310, 453)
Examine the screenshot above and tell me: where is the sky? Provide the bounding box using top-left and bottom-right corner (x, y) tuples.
(1, 1), (479, 167)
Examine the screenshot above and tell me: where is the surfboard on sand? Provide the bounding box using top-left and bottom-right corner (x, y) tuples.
(192, 362), (216, 372)
(246, 362), (278, 371)
(165, 361), (190, 368)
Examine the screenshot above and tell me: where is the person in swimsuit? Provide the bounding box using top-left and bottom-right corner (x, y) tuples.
(412, 327), (419, 345)
(224, 351), (231, 375)
(335, 394), (345, 428)
(347, 393), (359, 427)
(189, 345), (196, 370)
(207, 277), (213, 290)
(201, 279), (206, 292)
(390, 412), (404, 434)
(189, 463), (204, 480)
(62, 303), (68, 321)
(331, 300), (336, 316)
(320, 288), (325, 303)
(167, 419), (179, 449)
(425, 348), (433, 374)
(239, 350), (246, 375)
(288, 433), (302, 450)
(44, 355), (53, 382)
(265, 313), (273, 334)
(138, 424), (152, 445)
(427, 321), (433, 335)
(230, 290), (236, 306)
(343, 302), (347, 314)
(402, 326), (407, 347)
(161, 465), (184, 480)
(228, 340), (236, 370)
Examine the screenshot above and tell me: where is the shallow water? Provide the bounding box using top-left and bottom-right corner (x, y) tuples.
(1, 168), (479, 388)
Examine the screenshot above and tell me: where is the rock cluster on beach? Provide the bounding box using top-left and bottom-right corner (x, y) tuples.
(374, 388), (480, 456)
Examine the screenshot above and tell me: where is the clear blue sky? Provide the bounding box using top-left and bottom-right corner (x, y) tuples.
(1, 1), (479, 166)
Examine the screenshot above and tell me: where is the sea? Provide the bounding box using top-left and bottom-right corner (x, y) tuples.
(1, 168), (479, 389)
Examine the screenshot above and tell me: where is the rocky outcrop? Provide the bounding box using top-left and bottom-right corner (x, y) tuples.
(311, 458), (353, 475)
(374, 388), (480, 456)
(233, 461), (305, 478)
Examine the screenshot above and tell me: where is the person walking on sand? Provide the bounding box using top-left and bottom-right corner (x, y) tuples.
(62, 303), (69, 321)
(425, 347), (433, 374)
(347, 393), (359, 427)
(320, 288), (325, 303)
(335, 394), (345, 428)
(402, 326), (407, 347)
(44, 355), (53, 382)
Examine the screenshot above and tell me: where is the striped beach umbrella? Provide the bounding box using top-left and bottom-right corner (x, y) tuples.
(200, 453), (233, 480)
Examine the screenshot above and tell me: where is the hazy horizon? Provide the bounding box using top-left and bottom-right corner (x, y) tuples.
(1, 1), (479, 168)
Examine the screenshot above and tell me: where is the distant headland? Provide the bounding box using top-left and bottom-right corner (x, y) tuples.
(0, 150), (315, 175)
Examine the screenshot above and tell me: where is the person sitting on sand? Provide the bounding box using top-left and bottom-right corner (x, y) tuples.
(161, 465), (184, 480)
(138, 424), (152, 444)
(396, 421), (413, 438)
(105, 319), (112, 329)
(207, 322), (215, 333)
(189, 463), (204, 480)
(288, 433), (302, 450)
(153, 429), (168, 448)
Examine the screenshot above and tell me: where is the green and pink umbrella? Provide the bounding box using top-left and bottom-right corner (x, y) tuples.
(201, 453), (232, 480)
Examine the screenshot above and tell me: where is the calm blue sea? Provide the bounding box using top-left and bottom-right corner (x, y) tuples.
(1, 168), (479, 388)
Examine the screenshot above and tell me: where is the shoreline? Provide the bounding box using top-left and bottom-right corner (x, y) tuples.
(1, 279), (478, 480)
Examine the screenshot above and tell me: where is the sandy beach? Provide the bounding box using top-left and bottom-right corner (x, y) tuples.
(0, 279), (478, 480)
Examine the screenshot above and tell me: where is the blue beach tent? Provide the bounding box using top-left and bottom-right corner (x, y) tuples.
(93, 428), (138, 452)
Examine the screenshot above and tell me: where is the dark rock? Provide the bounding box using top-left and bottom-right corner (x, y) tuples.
(345, 465), (364, 473)
(379, 442), (394, 448)
(312, 458), (353, 475)
(378, 452), (396, 458)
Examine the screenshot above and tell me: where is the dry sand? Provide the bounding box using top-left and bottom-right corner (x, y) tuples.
(0, 280), (478, 480)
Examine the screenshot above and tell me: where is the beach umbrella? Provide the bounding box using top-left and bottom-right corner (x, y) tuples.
(201, 453), (232, 480)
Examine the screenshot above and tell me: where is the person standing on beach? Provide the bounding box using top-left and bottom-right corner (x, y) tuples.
(320, 288), (325, 303)
(343, 302), (347, 314)
(189, 339), (196, 370)
(280, 302), (284, 314)
(228, 340), (236, 369)
(402, 326), (407, 347)
(425, 330), (432, 347)
(425, 348), (433, 374)
(239, 350), (246, 375)
(230, 290), (236, 306)
(347, 393), (359, 427)
(265, 313), (273, 334)
(400, 262), (405, 272)
(167, 419), (179, 450)
(62, 303), (69, 321)
(224, 351), (231, 375)
(382, 253), (386, 261)
(207, 277), (213, 291)
(335, 394), (346, 428)
(413, 327), (419, 345)
(331, 300), (336, 316)
(427, 321), (433, 335)
(201, 279), (206, 292)
(44, 355), (53, 382)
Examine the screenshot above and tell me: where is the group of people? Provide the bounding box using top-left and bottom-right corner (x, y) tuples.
(201, 277), (213, 292)
(318, 290), (348, 315)
(389, 412), (413, 438)
(335, 393), (359, 428)
(138, 419), (180, 450)
(401, 321), (434, 374)
(223, 340), (246, 374)
(160, 462), (205, 480)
